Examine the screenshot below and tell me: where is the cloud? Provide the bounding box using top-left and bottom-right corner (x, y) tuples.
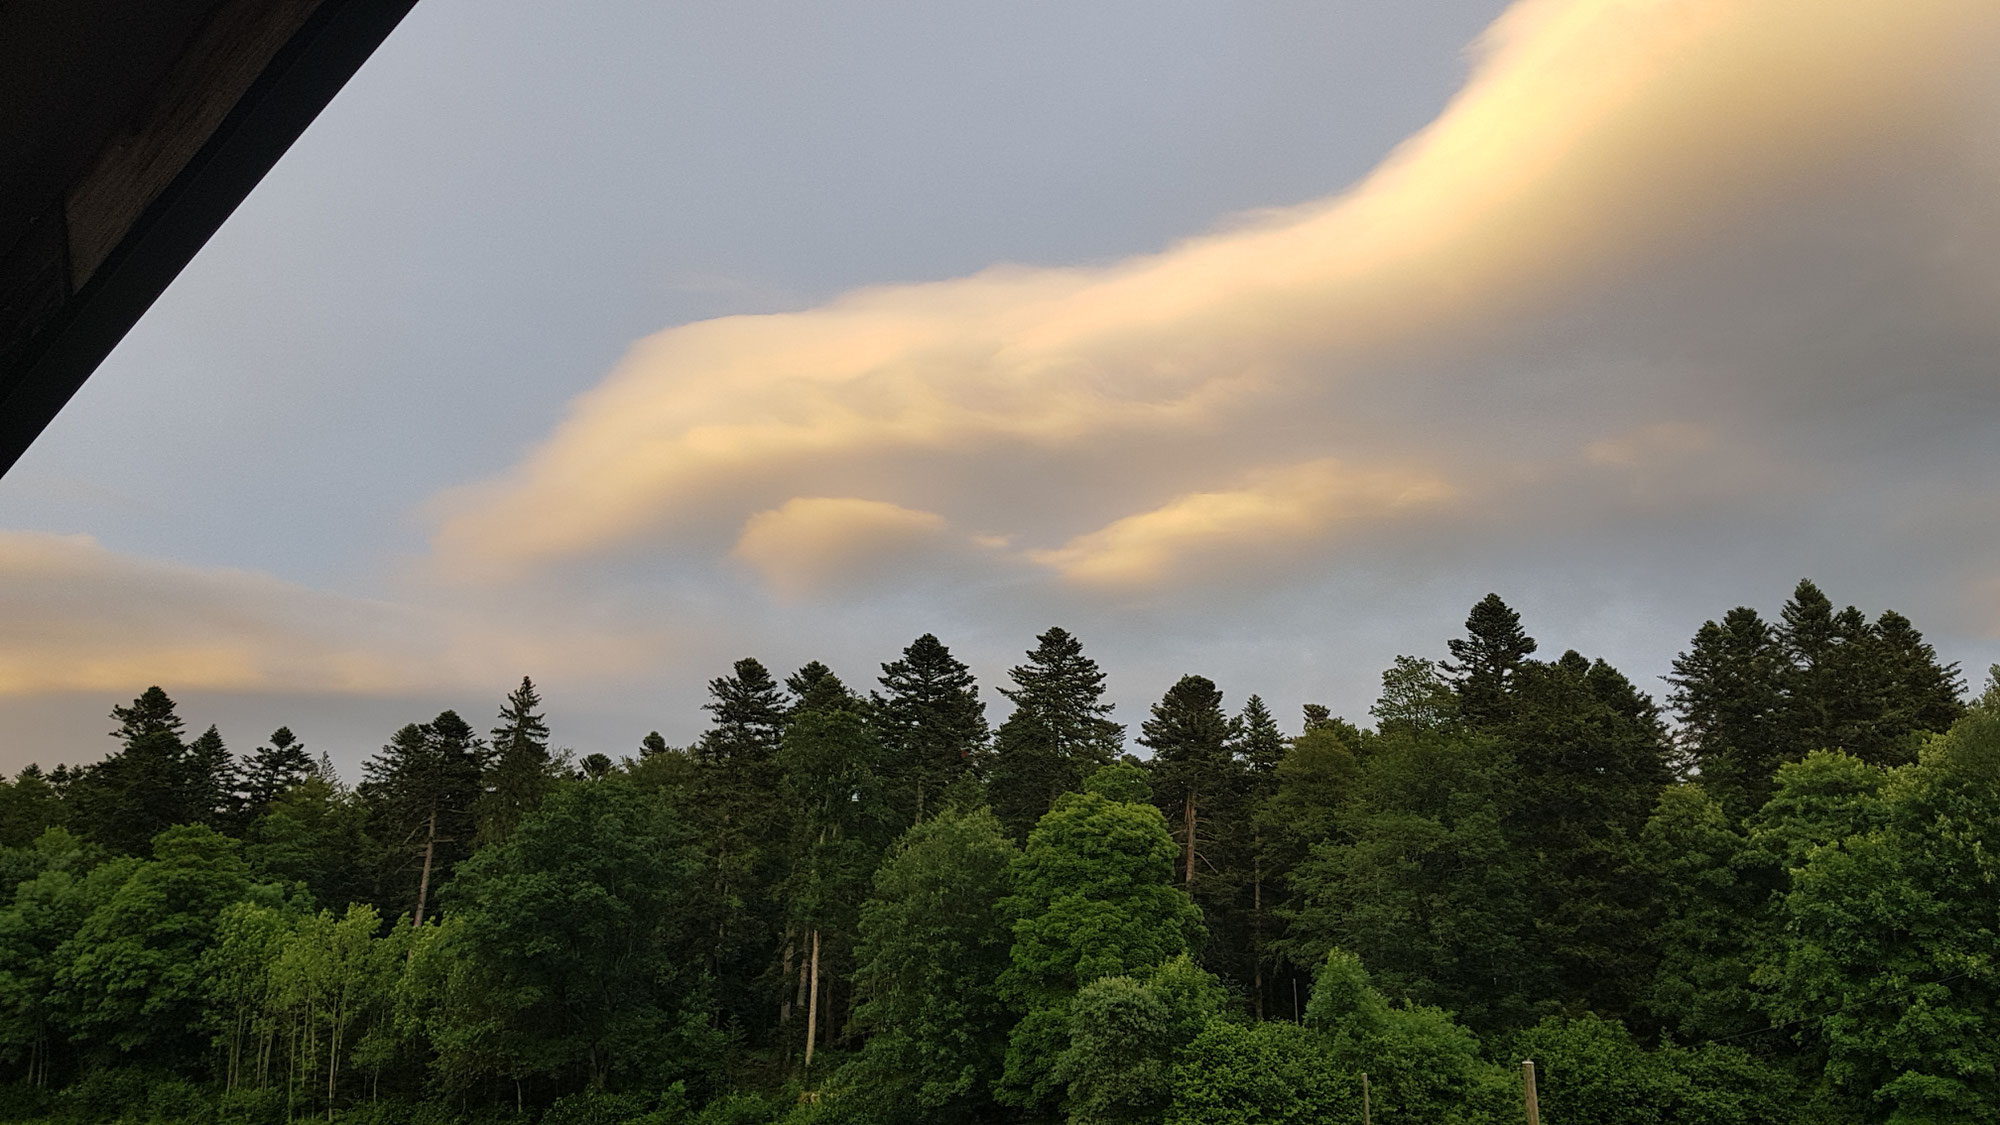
(0, 532), (661, 697)
(1030, 460), (1455, 589)
(428, 0), (1998, 594)
(733, 497), (958, 599)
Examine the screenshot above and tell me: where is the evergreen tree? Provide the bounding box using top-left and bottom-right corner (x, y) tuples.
(1500, 651), (1672, 1018)
(873, 634), (990, 824)
(359, 712), (486, 926)
(1667, 607), (1789, 817)
(0, 767), (62, 848)
(1442, 594), (1537, 725)
(239, 727), (313, 818)
(1234, 694), (1285, 1019)
(777, 668), (894, 1071)
(989, 627), (1125, 837)
(68, 688), (197, 854)
(688, 657), (791, 1044)
(1139, 675), (1239, 889)
(182, 726), (239, 831)
(478, 677), (557, 845)
(1871, 610), (1966, 752)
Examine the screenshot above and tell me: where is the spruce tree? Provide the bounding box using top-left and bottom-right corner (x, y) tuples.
(1235, 694), (1285, 1019)
(1442, 594), (1537, 725)
(478, 676), (556, 845)
(874, 633), (990, 824)
(1667, 607), (1788, 817)
(182, 725), (239, 831)
(240, 727), (313, 817)
(689, 657), (792, 1043)
(988, 627), (1124, 837)
(70, 687), (196, 853)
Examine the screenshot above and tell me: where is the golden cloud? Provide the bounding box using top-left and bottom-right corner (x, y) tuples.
(1029, 460), (1456, 588)
(428, 0), (1998, 593)
(733, 497), (954, 599)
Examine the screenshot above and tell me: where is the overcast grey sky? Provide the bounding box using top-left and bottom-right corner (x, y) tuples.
(5, 0), (1999, 776)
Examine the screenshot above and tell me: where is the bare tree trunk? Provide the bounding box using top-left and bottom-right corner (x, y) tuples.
(413, 808), (438, 928)
(1253, 855), (1265, 1020)
(1183, 791), (1198, 885)
(803, 929), (822, 1072)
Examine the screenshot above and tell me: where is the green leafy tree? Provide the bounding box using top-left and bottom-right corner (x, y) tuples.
(433, 777), (719, 1095)
(1283, 718), (1537, 1030)
(53, 824), (251, 1067)
(1639, 784), (1763, 1042)
(840, 807), (1017, 1124)
(1758, 685), (2000, 1121)
(1303, 949), (1510, 1124)
(0, 831), (127, 1087)
(1168, 1018), (1349, 1125)
(997, 786), (1204, 1113)
(990, 628), (1126, 838)
(873, 634), (991, 824)
(1055, 956), (1225, 1125)
(1504, 1013), (1805, 1125)
(245, 773), (371, 910)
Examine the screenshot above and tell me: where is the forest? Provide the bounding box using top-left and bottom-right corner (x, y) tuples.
(0, 578), (1993, 1125)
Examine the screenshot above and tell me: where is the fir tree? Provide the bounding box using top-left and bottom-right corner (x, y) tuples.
(182, 726), (239, 831)
(874, 633), (990, 824)
(988, 627), (1124, 837)
(1138, 675), (1239, 889)
(240, 727), (313, 817)
(478, 677), (556, 845)
(1667, 606), (1788, 817)
(70, 687), (198, 853)
(1442, 594), (1537, 725)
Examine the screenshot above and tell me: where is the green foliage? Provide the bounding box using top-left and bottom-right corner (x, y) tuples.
(998, 788), (1204, 1112)
(1758, 693), (2000, 1122)
(1168, 1020), (1349, 1125)
(432, 777), (719, 1093)
(1505, 1013), (1806, 1125)
(478, 676), (557, 846)
(1054, 956), (1224, 1125)
(1443, 594), (1536, 725)
(1304, 950), (1509, 1125)
(1640, 783), (1763, 1041)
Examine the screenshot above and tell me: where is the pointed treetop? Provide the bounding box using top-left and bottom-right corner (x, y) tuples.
(111, 686), (184, 744)
(1443, 593), (1537, 723)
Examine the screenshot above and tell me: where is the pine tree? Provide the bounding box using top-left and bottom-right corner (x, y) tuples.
(240, 727), (314, 817)
(873, 633), (990, 824)
(988, 627), (1124, 837)
(699, 658), (788, 766)
(1442, 594), (1537, 725)
(478, 677), (556, 845)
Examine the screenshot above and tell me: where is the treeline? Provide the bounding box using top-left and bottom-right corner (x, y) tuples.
(0, 579), (1993, 1125)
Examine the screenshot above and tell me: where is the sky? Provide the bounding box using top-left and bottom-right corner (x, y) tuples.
(6, 0), (2000, 777)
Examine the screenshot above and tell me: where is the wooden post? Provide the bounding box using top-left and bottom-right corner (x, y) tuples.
(1522, 1059), (1540, 1125)
(1361, 1072), (1371, 1125)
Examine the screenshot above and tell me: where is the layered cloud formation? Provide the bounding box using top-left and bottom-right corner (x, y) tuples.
(428, 0), (2000, 609)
